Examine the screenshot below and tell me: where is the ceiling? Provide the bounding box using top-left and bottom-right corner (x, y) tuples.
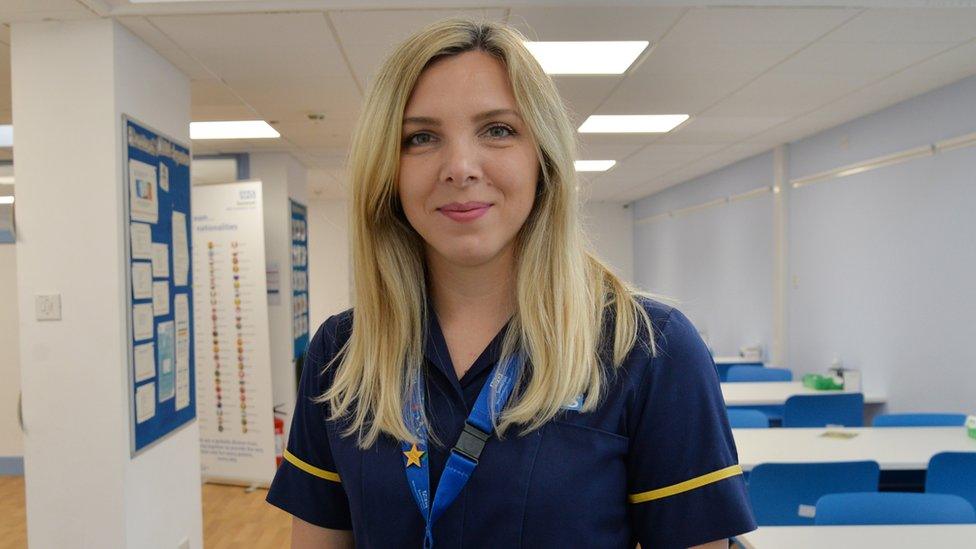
(1, 1), (975, 201)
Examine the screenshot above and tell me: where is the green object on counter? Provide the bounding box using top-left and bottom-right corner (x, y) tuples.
(967, 415), (976, 440)
(802, 373), (844, 391)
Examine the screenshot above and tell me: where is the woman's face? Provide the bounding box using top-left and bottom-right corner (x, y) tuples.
(398, 50), (539, 269)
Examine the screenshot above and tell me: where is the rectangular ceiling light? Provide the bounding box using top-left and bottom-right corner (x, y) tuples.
(578, 114), (689, 133)
(0, 125), (12, 147)
(0, 196), (13, 205)
(190, 120), (280, 140)
(0, 177), (13, 185)
(523, 41), (649, 75)
(574, 160), (616, 172)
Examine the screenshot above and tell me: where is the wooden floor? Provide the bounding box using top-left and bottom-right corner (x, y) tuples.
(0, 476), (292, 549)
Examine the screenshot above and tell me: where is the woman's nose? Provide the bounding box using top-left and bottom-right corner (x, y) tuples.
(439, 139), (483, 188)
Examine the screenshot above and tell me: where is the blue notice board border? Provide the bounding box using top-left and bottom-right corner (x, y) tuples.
(123, 115), (196, 456)
(290, 200), (309, 360)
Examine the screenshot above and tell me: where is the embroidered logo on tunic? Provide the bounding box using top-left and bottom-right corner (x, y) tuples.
(561, 394), (584, 411)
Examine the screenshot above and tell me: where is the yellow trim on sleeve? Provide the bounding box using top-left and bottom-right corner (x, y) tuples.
(283, 449), (341, 483)
(628, 464), (743, 504)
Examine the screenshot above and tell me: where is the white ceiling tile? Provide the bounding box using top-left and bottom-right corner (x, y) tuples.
(576, 142), (644, 162)
(222, 75), (361, 122)
(118, 16), (179, 53)
(638, 40), (802, 75)
(662, 116), (791, 144)
(331, 9), (506, 87)
(822, 8), (976, 43)
(149, 13), (349, 81)
(664, 7), (859, 44)
(601, 71), (756, 115)
(507, 6), (685, 42)
(192, 103), (257, 121)
(270, 120), (356, 151)
(0, 0), (94, 23)
(704, 72), (879, 117)
(772, 41), (952, 75)
(551, 76), (619, 121)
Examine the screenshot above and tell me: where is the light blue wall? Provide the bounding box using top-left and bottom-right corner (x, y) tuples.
(634, 152), (775, 357)
(788, 75), (976, 414)
(633, 74), (976, 413)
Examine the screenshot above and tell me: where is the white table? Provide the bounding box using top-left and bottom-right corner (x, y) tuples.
(722, 381), (886, 406)
(714, 356), (763, 365)
(737, 524), (976, 549)
(733, 427), (976, 471)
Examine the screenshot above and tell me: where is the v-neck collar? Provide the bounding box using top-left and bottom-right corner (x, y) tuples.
(423, 302), (512, 395)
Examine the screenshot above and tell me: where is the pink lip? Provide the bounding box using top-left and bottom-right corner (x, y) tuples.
(438, 201), (492, 222)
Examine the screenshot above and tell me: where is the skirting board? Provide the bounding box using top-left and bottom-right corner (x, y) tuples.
(0, 456), (24, 476)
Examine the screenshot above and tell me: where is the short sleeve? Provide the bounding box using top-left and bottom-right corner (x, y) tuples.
(627, 307), (756, 548)
(265, 317), (352, 530)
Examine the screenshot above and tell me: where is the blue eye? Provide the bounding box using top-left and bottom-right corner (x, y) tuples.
(486, 124), (515, 139)
(405, 133), (433, 147)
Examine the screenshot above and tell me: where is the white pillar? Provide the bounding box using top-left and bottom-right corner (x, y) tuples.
(12, 19), (202, 549)
(249, 152), (308, 433)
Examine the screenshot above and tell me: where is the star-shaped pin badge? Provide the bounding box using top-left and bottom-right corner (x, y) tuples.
(403, 443), (425, 468)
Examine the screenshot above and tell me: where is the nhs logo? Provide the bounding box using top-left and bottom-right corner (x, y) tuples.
(561, 394), (584, 411)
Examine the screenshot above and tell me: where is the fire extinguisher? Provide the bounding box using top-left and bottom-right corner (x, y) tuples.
(274, 405), (286, 467)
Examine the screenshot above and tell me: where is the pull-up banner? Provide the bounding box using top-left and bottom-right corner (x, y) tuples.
(192, 181), (277, 485)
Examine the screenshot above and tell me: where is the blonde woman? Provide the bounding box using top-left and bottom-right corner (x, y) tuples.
(267, 18), (755, 549)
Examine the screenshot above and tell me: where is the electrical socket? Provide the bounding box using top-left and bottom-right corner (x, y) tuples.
(35, 294), (61, 321)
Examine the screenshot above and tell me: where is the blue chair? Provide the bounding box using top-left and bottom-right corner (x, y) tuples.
(783, 393), (864, 427)
(727, 409), (769, 429)
(927, 452), (976, 511)
(873, 413), (967, 427)
(726, 365), (793, 382)
(714, 361), (762, 382)
(815, 492), (976, 525)
(747, 461), (880, 525)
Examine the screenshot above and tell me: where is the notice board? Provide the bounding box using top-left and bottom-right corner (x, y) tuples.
(123, 116), (196, 455)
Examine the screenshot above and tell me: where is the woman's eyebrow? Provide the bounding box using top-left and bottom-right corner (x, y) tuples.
(402, 108), (521, 127)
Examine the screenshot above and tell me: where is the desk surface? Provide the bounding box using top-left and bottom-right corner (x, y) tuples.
(722, 381), (886, 406)
(733, 426), (976, 471)
(713, 356), (763, 365)
(738, 525), (976, 549)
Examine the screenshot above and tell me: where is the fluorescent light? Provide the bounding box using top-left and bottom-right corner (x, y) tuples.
(0, 125), (12, 147)
(0, 177), (13, 185)
(190, 120), (279, 140)
(524, 41), (648, 75)
(574, 160), (616, 172)
(578, 114), (689, 133)
(0, 196), (13, 205)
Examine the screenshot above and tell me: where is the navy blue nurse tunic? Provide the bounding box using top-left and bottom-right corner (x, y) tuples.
(266, 299), (756, 548)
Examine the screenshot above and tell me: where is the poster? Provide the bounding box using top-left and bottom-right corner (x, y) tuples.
(290, 200), (309, 361)
(193, 181), (277, 485)
(124, 116), (195, 455)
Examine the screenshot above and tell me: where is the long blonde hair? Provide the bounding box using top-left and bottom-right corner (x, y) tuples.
(321, 17), (653, 448)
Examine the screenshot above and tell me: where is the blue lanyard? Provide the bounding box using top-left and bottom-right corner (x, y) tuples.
(401, 354), (522, 549)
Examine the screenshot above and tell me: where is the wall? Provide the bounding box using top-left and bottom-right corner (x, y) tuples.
(307, 198), (351, 329)
(0, 242), (22, 466)
(633, 152), (776, 357)
(12, 19), (202, 548)
(787, 75), (976, 414)
(632, 73), (976, 414)
(582, 201), (634, 285)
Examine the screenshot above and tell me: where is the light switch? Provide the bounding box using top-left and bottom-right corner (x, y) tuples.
(35, 294), (61, 321)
